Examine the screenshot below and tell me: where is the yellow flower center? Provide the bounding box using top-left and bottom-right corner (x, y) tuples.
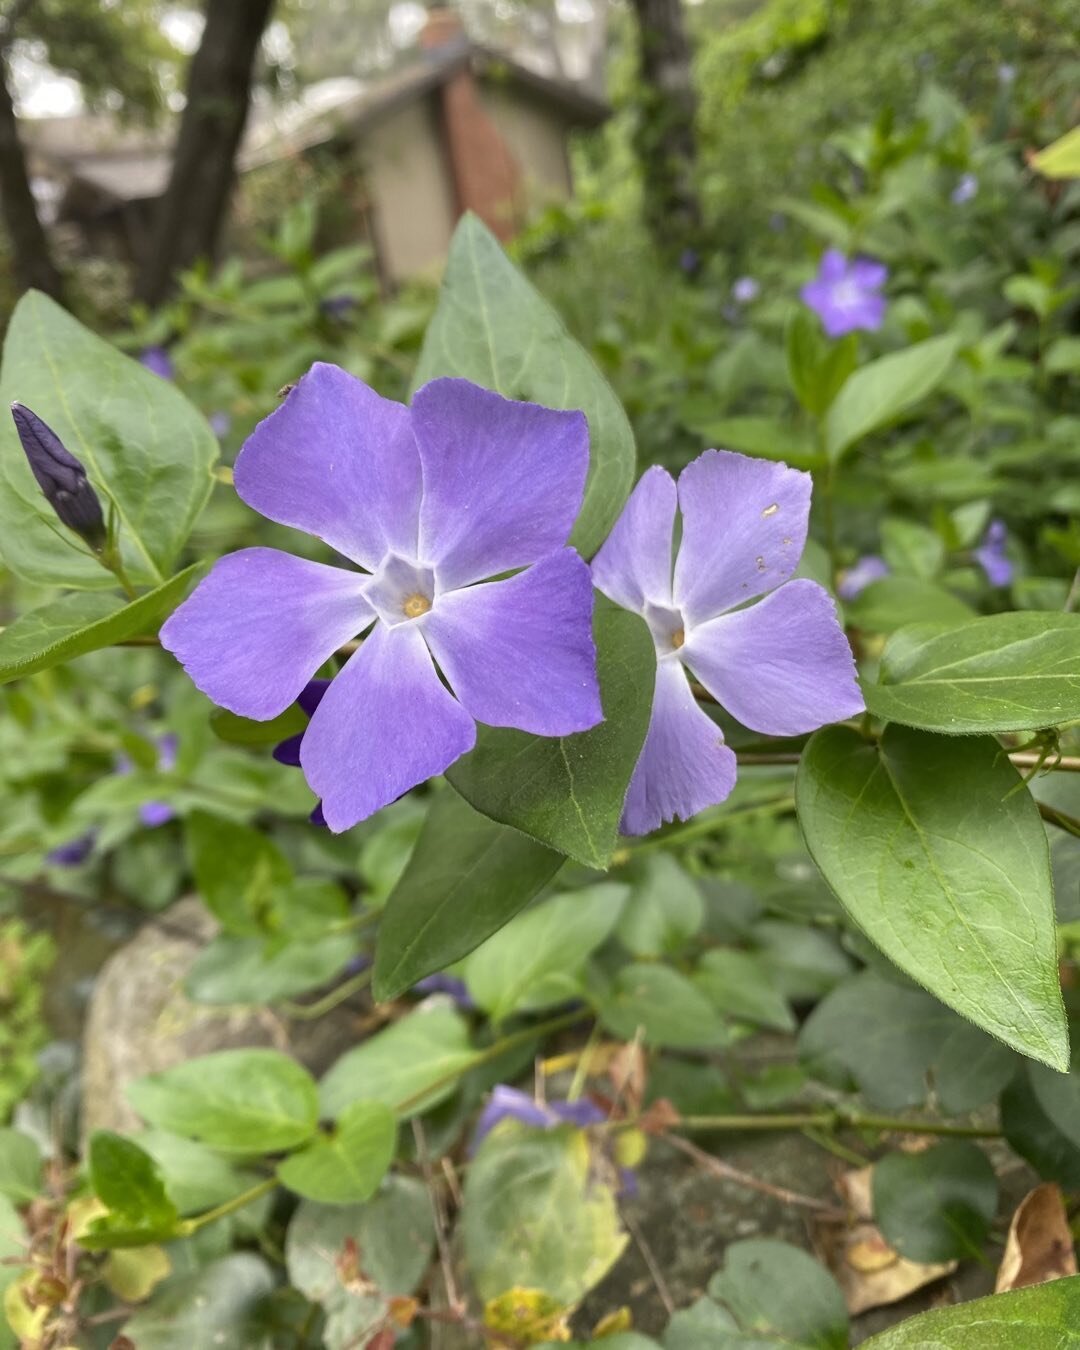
(403, 592), (432, 619)
(671, 628), (685, 651)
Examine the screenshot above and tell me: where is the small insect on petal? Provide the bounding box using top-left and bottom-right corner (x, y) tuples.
(10, 402), (106, 550)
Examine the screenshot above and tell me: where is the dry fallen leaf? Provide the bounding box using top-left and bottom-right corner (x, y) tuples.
(995, 1182), (1077, 1293)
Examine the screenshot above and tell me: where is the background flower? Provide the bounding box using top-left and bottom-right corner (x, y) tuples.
(801, 250), (887, 337)
(974, 518), (1013, 587)
(838, 554), (890, 600)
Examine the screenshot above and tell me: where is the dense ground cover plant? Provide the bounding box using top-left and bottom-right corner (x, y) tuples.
(1, 68), (1080, 1350)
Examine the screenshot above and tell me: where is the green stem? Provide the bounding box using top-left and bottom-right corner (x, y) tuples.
(180, 1175), (277, 1234)
(677, 1110), (1001, 1138)
(280, 965), (373, 1020)
(625, 795), (794, 856)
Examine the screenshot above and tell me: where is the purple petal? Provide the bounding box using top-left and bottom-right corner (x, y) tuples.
(851, 257), (888, 289)
(310, 801), (327, 827)
(411, 378), (589, 590)
(273, 732), (304, 766)
(233, 364), (422, 570)
(161, 548), (372, 721)
(621, 660), (737, 836)
(139, 801), (174, 828)
(423, 549), (601, 736)
(297, 678), (331, 717)
(156, 733), (178, 772)
(299, 621), (475, 832)
(47, 832), (96, 866)
(683, 579), (864, 736)
(412, 973), (474, 1009)
(140, 346), (173, 380)
(551, 1098), (606, 1128)
(819, 249), (847, 283)
(672, 450), (811, 627)
(838, 554), (890, 601)
(471, 1086), (551, 1152)
(591, 466), (677, 613)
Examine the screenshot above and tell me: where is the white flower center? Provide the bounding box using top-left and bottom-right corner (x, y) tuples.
(643, 601), (686, 659)
(363, 553), (436, 627)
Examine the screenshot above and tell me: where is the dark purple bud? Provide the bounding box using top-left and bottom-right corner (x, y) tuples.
(47, 831), (96, 867)
(11, 402), (106, 549)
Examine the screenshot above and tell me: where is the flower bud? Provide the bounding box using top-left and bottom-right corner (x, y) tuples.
(11, 402), (106, 549)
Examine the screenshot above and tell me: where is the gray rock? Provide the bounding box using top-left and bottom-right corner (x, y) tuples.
(81, 896), (361, 1139)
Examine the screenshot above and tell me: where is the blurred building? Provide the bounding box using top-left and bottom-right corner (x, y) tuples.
(20, 8), (607, 287)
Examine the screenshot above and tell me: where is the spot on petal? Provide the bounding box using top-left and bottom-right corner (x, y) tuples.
(756, 556), (766, 572)
(761, 503), (779, 517)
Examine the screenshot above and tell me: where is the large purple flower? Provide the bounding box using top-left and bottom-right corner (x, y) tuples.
(593, 451), (864, 836)
(801, 250), (887, 338)
(162, 365), (602, 832)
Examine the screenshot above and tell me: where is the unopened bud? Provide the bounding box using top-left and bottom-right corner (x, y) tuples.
(11, 402), (106, 549)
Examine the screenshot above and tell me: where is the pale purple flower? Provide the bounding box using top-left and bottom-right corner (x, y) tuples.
(951, 173), (978, 205)
(592, 451), (864, 836)
(471, 1085), (606, 1154)
(47, 832), (96, 867)
(209, 411), (231, 438)
(139, 346), (174, 380)
(998, 63), (1016, 85)
(116, 733), (178, 827)
(801, 250), (887, 338)
(974, 519), (1013, 587)
(732, 276), (760, 305)
(161, 365), (602, 832)
(838, 554), (890, 601)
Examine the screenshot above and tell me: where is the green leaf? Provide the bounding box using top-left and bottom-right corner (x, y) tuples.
(872, 1141), (997, 1263)
(880, 518), (944, 580)
(277, 1102), (396, 1205)
(185, 811), (292, 936)
(373, 790), (563, 1002)
(707, 1238), (849, 1349)
(447, 604), (654, 867)
(285, 1179), (434, 1350)
(463, 883), (627, 1022)
(1000, 1068), (1080, 1188)
(0, 1129), (40, 1204)
(463, 1127), (627, 1304)
(128, 1048), (319, 1153)
(121, 1254), (275, 1349)
(600, 964), (732, 1049)
(845, 576), (974, 634)
(136, 1130), (260, 1215)
(864, 612), (1080, 733)
(796, 725), (1067, 1069)
(1032, 126), (1080, 179)
(80, 1132), (182, 1250)
(318, 1005), (474, 1119)
(616, 854), (704, 958)
(0, 291), (217, 588)
(860, 1276), (1080, 1349)
(0, 564), (203, 684)
(412, 213), (635, 558)
(663, 1296), (738, 1348)
(210, 703), (307, 747)
(824, 333), (960, 462)
(786, 310), (857, 418)
(694, 949), (795, 1031)
(683, 415), (821, 469)
(799, 971), (1016, 1112)
(185, 932), (357, 1005)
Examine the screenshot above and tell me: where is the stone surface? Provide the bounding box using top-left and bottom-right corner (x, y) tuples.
(81, 896), (362, 1139)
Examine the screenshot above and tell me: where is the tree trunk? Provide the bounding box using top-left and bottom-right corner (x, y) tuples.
(627, 0), (701, 260)
(134, 0), (275, 307)
(0, 51), (63, 300)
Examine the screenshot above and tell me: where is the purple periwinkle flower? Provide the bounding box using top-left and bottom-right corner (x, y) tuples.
(838, 554), (890, 601)
(320, 294), (356, 318)
(139, 346), (174, 380)
(678, 248), (700, 275)
(592, 451), (864, 835)
(471, 1085), (606, 1154)
(998, 63), (1017, 85)
(161, 365), (602, 832)
(412, 972), (474, 1009)
(974, 519), (1013, 588)
(47, 832), (96, 867)
(732, 276), (760, 305)
(801, 250), (887, 338)
(115, 733), (178, 827)
(951, 173), (978, 205)
(209, 411), (231, 438)
(273, 678), (332, 827)
(11, 403), (106, 550)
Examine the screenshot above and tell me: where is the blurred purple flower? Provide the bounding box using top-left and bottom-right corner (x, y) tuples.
(592, 452), (863, 835)
(951, 173), (978, 205)
(161, 365), (600, 832)
(998, 63), (1017, 85)
(801, 250), (887, 338)
(47, 832), (96, 867)
(732, 276), (760, 305)
(320, 294), (356, 318)
(209, 411), (231, 438)
(140, 346), (174, 380)
(678, 248), (700, 275)
(974, 519), (1013, 587)
(471, 1085), (606, 1154)
(412, 973), (474, 1009)
(115, 733), (178, 827)
(838, 555), (890, 601)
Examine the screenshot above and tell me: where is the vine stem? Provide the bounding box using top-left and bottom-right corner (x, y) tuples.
(675, 1110), (1002, 1138)
(180, 1175), (278, 1233)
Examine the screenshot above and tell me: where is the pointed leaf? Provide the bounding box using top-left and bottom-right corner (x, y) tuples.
(859, 1274), (1080, 1348)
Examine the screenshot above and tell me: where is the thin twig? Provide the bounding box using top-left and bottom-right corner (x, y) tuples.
(1038, 799), (1080, 838)
(621, 1206), (675, 1316)
(665, 1133), (846, 1219)
(412, 1119), (463, 1316)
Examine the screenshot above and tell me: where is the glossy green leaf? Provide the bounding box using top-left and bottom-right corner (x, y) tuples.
(373, 790), (563, 1002)
(707, 1239), (848, 1349)
(600, 963), (732, 1049)
(277, 1101), (396, 1205)
(0, 290), (217, 588)
(797, 725), (1067, 1069)
(463, 883), (627, 1021)
(447, 604), (654, 868)
(864, 612), (1080, 733)
(616, 854), (704, 958)
(185, 932), (357, 1005)
(694, 949), (795, 1031)
(0, 564), (202, 684)
(860, 1276), (1080, 1349)
(413, 213), (635, 558)
(121, 1254), (275, 1348)
(80, 1132), (181, 1250)
(825, 333), (960, 462)
(128, 1048), (319, 1153)
(872, 1141), (997, 1262)
(0, 1129), (40, 1203)
(318, 1005), (474, 1119)
(463, 1127), (627, 1304)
